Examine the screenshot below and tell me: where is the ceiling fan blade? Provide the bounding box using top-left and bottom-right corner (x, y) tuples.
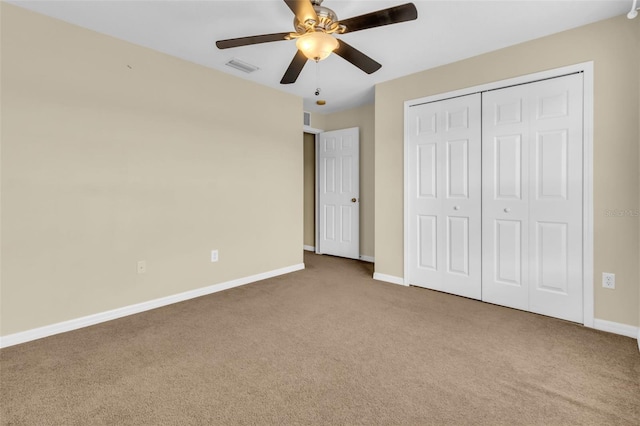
(284, 0), (319, 25)
(280, 50), (308, 84)
(216, 32), (291, 49)
(339, 3), (418, 33)
(334, 40), (382, 75)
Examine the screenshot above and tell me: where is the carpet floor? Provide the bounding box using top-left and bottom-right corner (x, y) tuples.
(1, 252), (639, 425)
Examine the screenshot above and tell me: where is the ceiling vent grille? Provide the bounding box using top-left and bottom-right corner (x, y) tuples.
(225, 58), (259, 74)
(303, 111), (311, 126)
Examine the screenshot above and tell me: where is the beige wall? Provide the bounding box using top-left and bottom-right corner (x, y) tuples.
(0, 4), (303, 336)
(303, 133), (315, 248)
(375, 15), (640, 327)
(323, 103), (375, 259)
(307, 112), (326, 132)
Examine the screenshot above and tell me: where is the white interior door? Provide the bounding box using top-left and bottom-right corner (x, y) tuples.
(407, 94), (482, 299)
(482, 73), (584, 322)
(318, 127), (359, 259)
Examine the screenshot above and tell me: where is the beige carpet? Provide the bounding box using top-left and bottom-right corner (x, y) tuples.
(1, 252), (639, 425)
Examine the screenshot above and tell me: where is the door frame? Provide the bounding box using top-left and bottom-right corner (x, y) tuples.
(303, 124), (323, 254)
(403, 61), (595, 327)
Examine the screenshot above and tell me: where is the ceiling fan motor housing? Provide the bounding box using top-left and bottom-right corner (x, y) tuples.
(294, 3), (342, 34)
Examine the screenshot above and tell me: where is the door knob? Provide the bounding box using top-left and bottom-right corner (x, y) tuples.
(504, 208), (511, 213)
(351, 198), (357, 203)
(453, 206), (460, 211)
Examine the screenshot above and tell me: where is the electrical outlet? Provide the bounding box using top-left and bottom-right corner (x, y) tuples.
(137, 260), (146, 274)
(602, 272), (615, 289)
(211, 250), (219, 263)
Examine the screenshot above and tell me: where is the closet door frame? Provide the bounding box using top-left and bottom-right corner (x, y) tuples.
(403, 61), (594, 328)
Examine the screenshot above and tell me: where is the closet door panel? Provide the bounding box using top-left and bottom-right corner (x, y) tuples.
(408, 94), (481, 299)
(482, 88), (530, 311)
(528, 74), (583, 323)
(441, 96), (481, 299)
(408, 101), (444, 290)
(482, 73), (583, 322)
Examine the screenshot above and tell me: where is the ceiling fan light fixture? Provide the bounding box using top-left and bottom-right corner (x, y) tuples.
(296, 31), (339, 61)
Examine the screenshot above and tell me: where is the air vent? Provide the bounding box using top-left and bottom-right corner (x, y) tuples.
(225, 58), (259, 74)
(303, 111), (311, 126)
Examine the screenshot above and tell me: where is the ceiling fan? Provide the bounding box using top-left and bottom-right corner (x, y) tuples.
(216, 0), (418, 84)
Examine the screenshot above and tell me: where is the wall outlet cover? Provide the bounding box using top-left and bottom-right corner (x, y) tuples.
(602, 272), (615, 289)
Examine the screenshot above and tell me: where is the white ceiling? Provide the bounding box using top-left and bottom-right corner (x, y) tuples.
(10, 0), (632, 113)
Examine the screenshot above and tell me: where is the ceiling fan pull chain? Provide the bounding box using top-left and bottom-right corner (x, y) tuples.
(315, 60), (321, 97)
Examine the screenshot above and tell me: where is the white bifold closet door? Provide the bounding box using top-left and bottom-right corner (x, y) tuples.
(482, 74), (584, 323)
(407, 94), (482, 300)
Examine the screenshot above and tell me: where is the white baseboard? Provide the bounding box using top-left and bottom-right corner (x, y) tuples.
(373, 272), (406, 286)
(303, 245), (315, 252)
(592, 319), (639, 340)
(0, 263), (305, 349)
